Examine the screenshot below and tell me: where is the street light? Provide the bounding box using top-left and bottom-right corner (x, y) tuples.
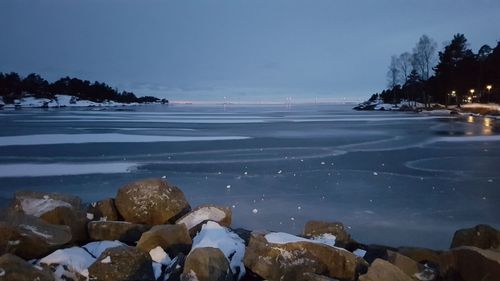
(469, 89), (475, 103)
(486, 85), (493, 103)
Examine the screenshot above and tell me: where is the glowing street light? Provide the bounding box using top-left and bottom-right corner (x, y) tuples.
(486, 85), (492, 103)
(469, 89), (475, 103)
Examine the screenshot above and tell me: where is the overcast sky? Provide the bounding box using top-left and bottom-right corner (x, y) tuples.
(1, 0), (499, 102)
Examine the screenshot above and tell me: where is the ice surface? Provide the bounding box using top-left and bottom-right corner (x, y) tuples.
(191, 221), (246, 279)
(0, 133), (250, 146)
(0, 163), (137, 178)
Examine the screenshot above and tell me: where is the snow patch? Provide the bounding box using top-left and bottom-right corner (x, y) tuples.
(177, 206), (226, 230)
(38, 247), (95, 281)
(82, 240), (124, 258)
(19, 197), (72, 217)
(191, 221), (246, 280)
(19, 224), (53, 239)
(149, 246), (171, 265)
(353, 248), (367, 258)
(310, 233), (336, 247)
(100, 256), (111, 263)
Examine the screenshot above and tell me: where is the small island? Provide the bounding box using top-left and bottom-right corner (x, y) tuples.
(0, 72), (168, 109)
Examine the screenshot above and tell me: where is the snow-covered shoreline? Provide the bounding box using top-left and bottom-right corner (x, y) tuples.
(0, 178), (498, 281)
(0, 95), (164, 109)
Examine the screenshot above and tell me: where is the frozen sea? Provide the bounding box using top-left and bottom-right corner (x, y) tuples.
(1, 104), (499, 249)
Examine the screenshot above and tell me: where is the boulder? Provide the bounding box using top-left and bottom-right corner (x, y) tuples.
(302, 272), (339, 281)
(386, 250), (424, 278)
(397, 247), (442, 265)
(137, 224), (192, 257)
(243, 231), (367, 281)
(88, 221), (151, 244)
(12, 191), (82, 213)
(0, 213), (72, 259)
(0, 253), (54, 281)
(181, 247), (233, 281)
(441, 246), (500, 281)
(176, 204), (232, 236)
(115, 178), (191, 225)
(39, 206), (89, 243)
(358, 258), (413, 281)
(192, 221), (246, 279)
(87, 245), (155, 281)
(450, 224), (500, 250)
(87, 198), (120, 221)
(303, 220), (351, 246)
(11, 191), (88, 243)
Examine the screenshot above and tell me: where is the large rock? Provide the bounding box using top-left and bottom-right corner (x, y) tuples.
(11, 191), (88, 243)
(12, 191), (82, 213)
(39, 206), (89, 243)
(397, 247), (442, 265)
(303, 220), (351, 246)
(0, 213), (72, 259)
(88, 245), (155, 281)
(243, 231), (367, 281)
(87, 198), (120, 221)
(441, 246), (500, 281)
(386, 250), (424, 278)
(176, 204), (232, 236)
(450, 224), (500, 250)
(0, 253), (54, 281)
(115, 178), (191, 225)
(181, 247), (233, 281)
(137, 224), (192, 257)
(88, 221), (151, 244)
(358, 258), (413, 281)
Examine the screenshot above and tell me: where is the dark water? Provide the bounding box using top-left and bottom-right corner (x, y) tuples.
(1, 104), (499, 249)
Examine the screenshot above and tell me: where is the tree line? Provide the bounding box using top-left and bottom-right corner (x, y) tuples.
(371, 34), (500, 107)
(0, 72), (166, 104)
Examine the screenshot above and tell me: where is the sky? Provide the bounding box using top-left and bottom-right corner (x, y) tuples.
(1, 0), (499, 103)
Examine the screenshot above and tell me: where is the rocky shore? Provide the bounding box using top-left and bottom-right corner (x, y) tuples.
(0, 178), (499, 281)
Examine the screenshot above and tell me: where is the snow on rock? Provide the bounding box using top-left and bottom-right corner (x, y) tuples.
(264, 232), (312, 244)
(82, 240), (125, 258)
(149, 246), (171, 265)
(19, 197), (72, 217)
(310, 233), (337, 247)
(191, 221), (246, 279)
(353, 248), (367, 258)
(176, 206), (227, 230)
(100, 256), (111, 263)
(38, 246), (95, 281)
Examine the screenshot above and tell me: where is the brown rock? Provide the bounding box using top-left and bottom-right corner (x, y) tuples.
(0, 253), (54, 281)
(303, 220), (351, 246)
(359, 258), (413, 281)
(115, 178), (191, 225)
(137, 224), (192, 257)
(87, 198), (120, 221)
(450, 224), (500, 250)
(441, 246), (500, 281)
(243, 231), (367, 281)
(302, 272), (339, 281)
(0, 213), (72, 259)
(11, 191), (87, 243)
(397, 247), (442, 265)
(88, 245), (155, 281)
(39, 206), (88, 243)
(386, 250), (424, 278)
(176, 205), (232, 236)
(88, 221), (151, 244)
(181, 247), (233, 281)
